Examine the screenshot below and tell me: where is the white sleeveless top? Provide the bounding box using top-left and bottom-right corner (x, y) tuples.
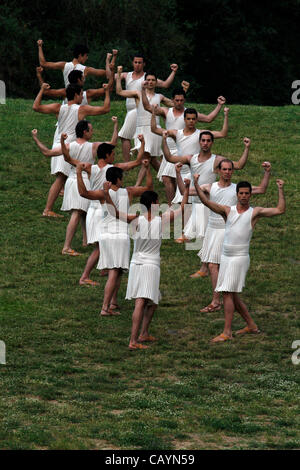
(89, 163), (113, 209)
(101, 187), (129, 234)
(68, 141), (94, 178)
(63, 62), (86, 87)
(125, 72), (146, 111)
(176, 129), (201, 155)
(223, 206), (253, 256)
(208, 182), (237, 229)
(136, 93), (161, 127)
(56, 103), (80, 144)
(131, 216), (162, 267)
(190, 153), (217, 203)
(166, 108), (185, 153)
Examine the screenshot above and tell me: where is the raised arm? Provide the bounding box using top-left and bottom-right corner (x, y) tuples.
(232, 137), (251, 170)
(115, 134), (144, 171)
(32, 83), (61, 115)
(210, 106), (229, 139)
(252, 162), (271, 194)
(162, 178), (191, 227)
(193, 174), (229, 220)
(79, 84), (110, 118)
(36, 66), (66, 98)
(127, 159), (153, 200)
(31, 129), (62, 157)
(116, 66), (139, 99)
(197, 96), (226, 123)
(37, 39), (66, 70)
(156, 64), (178, 88)
(107, 116), (118, 146)
(60, 133), (82, 167)
(252, 180), (285, 224)
(76, 163), (105, 201)
(175, 163), (196, 196)
(162, 131), (191, 165)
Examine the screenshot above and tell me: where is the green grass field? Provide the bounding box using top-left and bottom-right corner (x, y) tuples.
(0, 98), (299, 450)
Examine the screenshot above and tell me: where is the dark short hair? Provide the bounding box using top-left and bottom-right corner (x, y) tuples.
(68, 70), (83, 84)
(106, 166), (123, 184)
(75, 120), (90, 138)
(140, 191), (159, 210)
(73, 44), (89, 58)
(172, 88), (186, 99)
(184, 107), (197, 118)
(133, 54), (145, 61)
(66, 84), (82, 101)
(218, 158), (234, 170)
(199, 130), (214, 142)
(97, 143), (115, 160)
(145, 72), (157, 80)
(236, 181), (252, 193)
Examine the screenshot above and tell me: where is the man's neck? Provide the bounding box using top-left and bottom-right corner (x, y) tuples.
(76, 137), (88, 144)
(183, 126), (196, 135)
(237, 202), (250, 213)
(173, 107), (184, 115)
(198, 149), (212, 160)
(218, 177), (231, 188)
(132, 70), (144, 79)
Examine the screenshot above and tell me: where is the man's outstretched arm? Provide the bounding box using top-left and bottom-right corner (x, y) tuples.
(36, 67), (66, 99)
(252, 162), (271, 194)
(198, 96), (226, 123)
(162, 131), (190, 165)
(37, 39), (66, 70)
(156, 64), (178, 88)
(210, 106), (229, 139)
(193, 174), (229, 220)
(252, 180), (286, 222)
(31, 129), (62, 157)
(232, 137), (251, 170)
(32, 83), (61, 114)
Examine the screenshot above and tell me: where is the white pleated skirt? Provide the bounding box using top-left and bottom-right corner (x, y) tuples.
(118, 109), (137, 140)
(215, 254), (250, 293)
(86, 204), (103, 244)
(61, 175), (90, 212)
(184, 203), (209, 240)
(131, 125), (163, 157)
(97, 232), (130, 270)
(126, 263), (161, 305)
(157, 156), (176, 181)
(51, 155), (72, 177)
(200, 227), (225, 264)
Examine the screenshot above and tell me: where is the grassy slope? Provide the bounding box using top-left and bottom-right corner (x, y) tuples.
(0, 99), (299, 450)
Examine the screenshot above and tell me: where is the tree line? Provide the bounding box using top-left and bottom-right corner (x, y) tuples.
(1, 0), (299, 105)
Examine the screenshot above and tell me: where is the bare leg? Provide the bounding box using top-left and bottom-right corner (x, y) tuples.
(44, 172), (67, 215)
(200, 263), (221, 310)
(110, 270), (123, 308)
(80, 212), (87, 246)
(162, 176), (176, 206)
(120, 137), (131, 162)
(138, 303), (157, 340)
(233, 293), (257, 329)
(101, 268), (121, 315)
(79, 245), (100, 284)
(62, 209), (82, 253)
(222, 292), (235, 338)
(129, 298), (147, 346)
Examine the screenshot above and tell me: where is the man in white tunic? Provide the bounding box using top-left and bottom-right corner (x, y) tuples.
(178, 159), (271, 311)
(37, 40), (109, 86)
(107, 52), (178, 161)
(77, 160), (153, 316)
(116, 66), (174, 181)
(143, 88), (225, 205)
(162, 130), (250, 277)
(194, 179), (286, 343)
(105, 181), (191, 350)
(77, 135), (147, 287)
(32, 82), (110, 217)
